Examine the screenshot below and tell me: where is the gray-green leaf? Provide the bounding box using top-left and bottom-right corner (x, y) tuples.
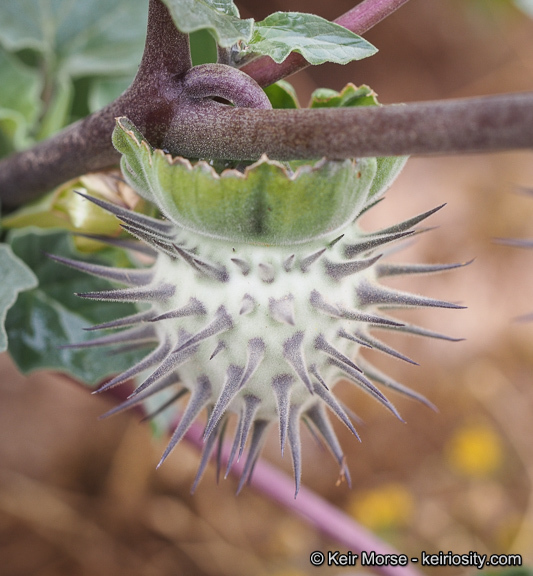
(162, 0), (253, 47)
(248, 12), (377, 65)
(263, 80), (299, 109)
(309, 83), (379, 108)
(0, 0), (148, 78)
(0, 243), (38, 352)
(88, 77), (132, 113)
(5, 229), (145, 385)
(0, 46), (42, 153)
(365, 156), (409, 208)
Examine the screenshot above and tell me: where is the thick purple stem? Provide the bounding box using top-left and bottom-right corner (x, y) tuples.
(180, 64), (271, 109)
(240, 0), (411, 86)
(162, 92), (533, 160)
(0, 0), (190, 207)
(184, 421), (423, 576)
(0, 0), (414, 207)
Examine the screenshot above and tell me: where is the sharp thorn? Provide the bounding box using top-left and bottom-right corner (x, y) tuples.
(258, 263), (275, 283)
(84, 309), (155, 331)
(373, 318), (465, 341)
(372, 204), (446, 236)
(191, 416), (225, 493)
(150, 297), (207, 321)
(99, 375), (183, 419)
(239, 338), (266, 389)
(174, 306), (233, 353)
(76, 283), (175, 303)
(71, 233), (157, 257)
(210, 340), (226, 360)
(314, 334), (362, 372)
(203, 365), (244, 441)
(239, 293), (257, 316)
(327, 235), (344, 248)
(157, 376), (212, 468)
(325, 254), (382, 281)
(353, 330), (418, 365)
(494, 238), (533, 250)
(120, 225), (177, 257)
(73, 191), (174, 235)
(269, 295), (296, 326)
(225, 413), (244, 478)
(236, 420), (270, 494)
(94, 335), (173, 393)
(271, 374), (294, 456)
(336, 305), (405, 327)
(216, 419), (229, 484)
(59, 324), (156, 350)
(283, 332), (313, 394)
(300, 248), (326, 273)
(328, 357), (403, 421)
(356, 281), (466, 310)
(305, 403), (351, 487)
(231, 258), (251, 275)
(309, 289), (342, 318)
(238, 395), (262, 458)
(359, 359), (437, 411)
(287, 404), (302, 498)
(376, 259), (474, 278)
(337, 328), (373, 349)
(47, 253), (153, 286)
(130, 344), (197, 397)
(283, 254), (295, 272)
(140, 388), (189, 422)
(343, 230), (413, 259)
(309, 370), (360, 439)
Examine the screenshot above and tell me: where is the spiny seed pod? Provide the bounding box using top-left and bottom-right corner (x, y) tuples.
(54, 118), (467, 495)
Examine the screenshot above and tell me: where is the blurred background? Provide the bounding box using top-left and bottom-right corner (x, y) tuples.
(1, 1), (533, 575)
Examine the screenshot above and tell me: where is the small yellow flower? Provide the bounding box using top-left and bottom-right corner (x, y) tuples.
(446, 423), (503, 477)
(348, 483), (414, 531)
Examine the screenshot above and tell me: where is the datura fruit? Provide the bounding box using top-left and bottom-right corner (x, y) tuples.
(53, 117), (465, 495)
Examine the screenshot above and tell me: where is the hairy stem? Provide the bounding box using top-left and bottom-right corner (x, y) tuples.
(240, 0), (411, 87)
(0, 0), (413, 207)
(162, 92), (533, 159)
(0, 0), (190, 207)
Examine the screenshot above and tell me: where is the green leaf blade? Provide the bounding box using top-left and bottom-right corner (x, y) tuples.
(5, 229), (145, 385)
(0, 46), (42, 153)
(162, 0), (253, 47)
(0, 243), (38, 352)
(0, 0), (148, 79)
(249, 12), (377, 65)
(309, 83), (379, 108)
(263, 80), (300, 109)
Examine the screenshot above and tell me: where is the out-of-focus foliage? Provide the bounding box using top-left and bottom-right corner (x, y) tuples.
(0, 47), (41, 155)
(5, 229), (145, 383)
(0, 243), (37, 352)
(0, 0), (148, 150)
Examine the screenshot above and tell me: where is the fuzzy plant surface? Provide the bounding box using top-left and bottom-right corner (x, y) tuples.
(46, 116), (467, 495)
(9, 0), (533, 500)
